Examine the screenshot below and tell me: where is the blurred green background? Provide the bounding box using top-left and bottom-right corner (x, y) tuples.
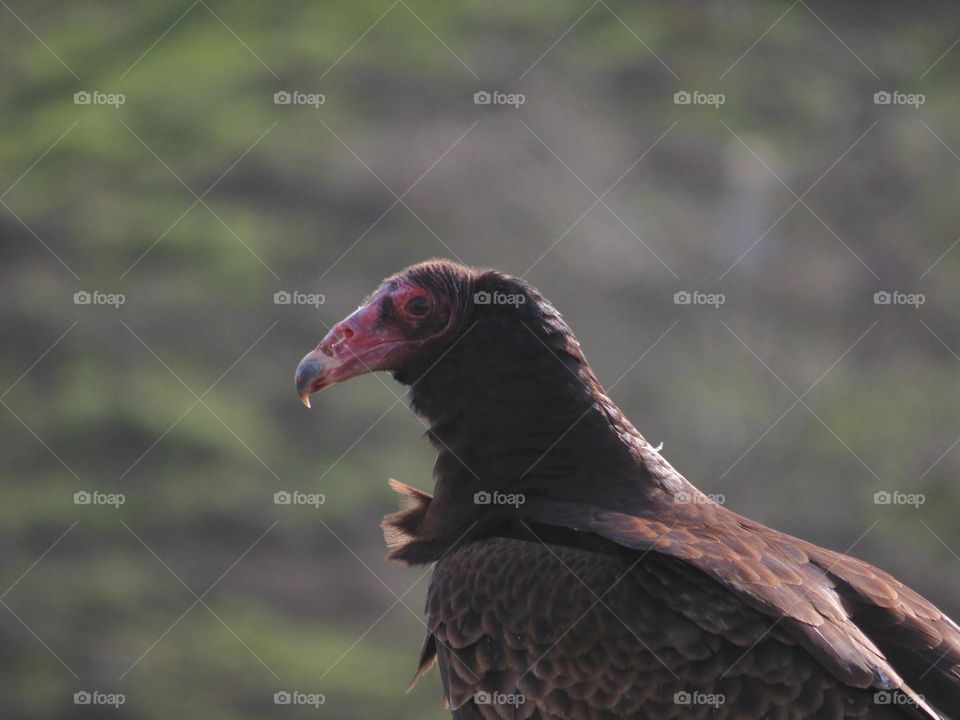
(3, 1), (960, 717)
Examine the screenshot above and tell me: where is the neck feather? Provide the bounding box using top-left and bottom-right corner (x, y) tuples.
(382, 279), (691, 565)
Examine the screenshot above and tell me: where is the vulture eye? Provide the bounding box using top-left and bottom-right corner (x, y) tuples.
(405, 295), (430, 317)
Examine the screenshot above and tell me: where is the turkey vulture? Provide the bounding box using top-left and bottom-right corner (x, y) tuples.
(295, 260), (960, 719)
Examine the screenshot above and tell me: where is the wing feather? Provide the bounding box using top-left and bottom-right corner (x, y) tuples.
(424, 534), (921, 719)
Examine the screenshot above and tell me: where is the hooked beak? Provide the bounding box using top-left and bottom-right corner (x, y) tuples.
(294, 350), (327, 408)
(295, 295), (405, 408)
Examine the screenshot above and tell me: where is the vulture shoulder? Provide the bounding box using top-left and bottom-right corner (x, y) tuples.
(503, 497), (958, 720)
(421, 533), (919, 719)
(387, 480), (956, 718)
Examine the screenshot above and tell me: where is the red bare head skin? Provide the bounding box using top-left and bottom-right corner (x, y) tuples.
(295, 260), (471, 407)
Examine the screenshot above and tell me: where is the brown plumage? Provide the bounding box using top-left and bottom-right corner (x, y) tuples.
(295, 260), (960, 719)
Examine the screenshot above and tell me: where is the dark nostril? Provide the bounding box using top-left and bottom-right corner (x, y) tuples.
(321, 323), (355, 356)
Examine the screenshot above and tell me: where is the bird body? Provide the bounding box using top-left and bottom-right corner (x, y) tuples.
(296, 260), (960, 719)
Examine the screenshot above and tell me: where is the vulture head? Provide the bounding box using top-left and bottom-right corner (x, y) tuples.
(295, 259), (610, 431)
(294, 259), (603, 413)
(295, 260), (478, 407)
